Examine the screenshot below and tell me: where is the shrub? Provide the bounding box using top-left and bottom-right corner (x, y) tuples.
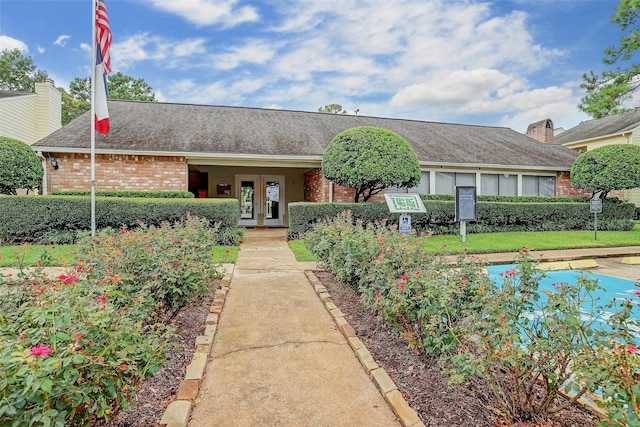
(0, 271), (169, 426)
(0, 137), (43, 195)
(322, 127), (421, 202)
(76, 215), (223, 322)
(305, 212), (640, 424)
(0, 215), (226, 425)
(0, 196), (240, 245)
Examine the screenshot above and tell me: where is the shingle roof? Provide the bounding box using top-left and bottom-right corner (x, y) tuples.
(554, 109), (640, 145)
(33, 100), (578, 169)
(0, 90), (32, 99)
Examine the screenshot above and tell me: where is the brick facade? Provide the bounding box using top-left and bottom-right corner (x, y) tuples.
(303, 169), (386, 202)
(45, 153), (187, 193)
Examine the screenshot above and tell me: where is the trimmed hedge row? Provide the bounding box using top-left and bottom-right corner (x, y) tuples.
(288, 197), (636, 238)
(0, 196), (239, 244)
(52, 190), (195, 198)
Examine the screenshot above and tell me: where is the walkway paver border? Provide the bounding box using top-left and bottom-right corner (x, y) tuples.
(304, 270), (426, 427)
(158, 275), (231, 427)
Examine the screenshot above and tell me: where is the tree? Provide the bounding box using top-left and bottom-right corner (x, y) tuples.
(570, 144), (640, 199)
(61, 72), (157, 125)
(579, 0), (640, 118)
(318, 103), (347, 114)
(322, 126), (421, 202)
(0, 49), (49, 91)
(0, 137), (44, 195)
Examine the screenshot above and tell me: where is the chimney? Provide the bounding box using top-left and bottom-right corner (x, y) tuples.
(526, 118), (554, 143)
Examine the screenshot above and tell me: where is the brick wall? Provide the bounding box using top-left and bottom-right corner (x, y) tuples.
(556, 171), (625, 199)
(303, 168), (384, 202)
(45, 153), (187, 193)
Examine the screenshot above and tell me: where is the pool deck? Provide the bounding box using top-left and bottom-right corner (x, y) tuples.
(474, 246), (640, 282)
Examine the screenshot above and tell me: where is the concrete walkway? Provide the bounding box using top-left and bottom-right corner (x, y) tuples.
(187, 229), (402, 427)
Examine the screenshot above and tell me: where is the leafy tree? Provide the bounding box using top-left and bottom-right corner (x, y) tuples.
(61, 72), (157, 125)
(570, 144), (640, 199)
(318, 103), (347, 114)
(0, 49), (49, 91)
(322, 126), (421, 202)
(0, 137), (44, 195)
(579, 0), (640, 118)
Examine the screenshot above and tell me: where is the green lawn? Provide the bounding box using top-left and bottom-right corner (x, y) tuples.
(0, 244), (239, 267)
(289, 225), (640, 261)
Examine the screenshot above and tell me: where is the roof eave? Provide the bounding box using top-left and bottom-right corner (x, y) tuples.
(561, 130), (634, 147)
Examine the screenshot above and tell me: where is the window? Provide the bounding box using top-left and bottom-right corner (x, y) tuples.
(481, 174), (499, 195)
(435, 172), (455, 194)
(386, 171), (430, 194)
(523, 175), (556, 196)
(499, 174), (517, 196)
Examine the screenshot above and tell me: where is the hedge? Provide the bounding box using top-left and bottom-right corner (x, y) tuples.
(288, 197), (636, 238)
(52, 190), (194, 198)
(0, 196), (239, 244)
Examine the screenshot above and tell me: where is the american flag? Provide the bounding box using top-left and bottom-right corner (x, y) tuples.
(95, 0), (111, 74)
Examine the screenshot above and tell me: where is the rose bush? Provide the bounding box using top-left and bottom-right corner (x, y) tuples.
(0, 215), (225, 426)
(305, 212), (640, 425)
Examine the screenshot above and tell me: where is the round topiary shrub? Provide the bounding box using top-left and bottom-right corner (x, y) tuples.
(0, 136), (44, 195)
(322, 126), (421, 202)
(570, 144), (640, 199)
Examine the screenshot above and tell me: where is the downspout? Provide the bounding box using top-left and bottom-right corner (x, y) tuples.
(37, 151), (48, 195)
(329, 181), (333, 202)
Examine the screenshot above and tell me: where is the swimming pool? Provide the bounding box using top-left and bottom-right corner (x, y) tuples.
(486, 264), (640, 333)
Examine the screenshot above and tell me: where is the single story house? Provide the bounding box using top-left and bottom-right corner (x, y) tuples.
(0, 79), (61, 145)
(33, 100), (582, 227)
(554, 109), (640, 206)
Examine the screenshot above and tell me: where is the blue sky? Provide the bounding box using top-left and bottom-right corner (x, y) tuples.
(0, 0), (626, 132)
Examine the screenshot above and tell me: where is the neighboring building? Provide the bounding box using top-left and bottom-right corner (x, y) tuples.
(554, 109), (640, 206)
(33, 100), (582, 227)
(0, 79), (61, 145)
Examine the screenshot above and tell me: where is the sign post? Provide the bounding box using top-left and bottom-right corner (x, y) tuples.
(590, 197), (602, 240)
(455, 186), (477, 243)
(384, 193), (427, 235)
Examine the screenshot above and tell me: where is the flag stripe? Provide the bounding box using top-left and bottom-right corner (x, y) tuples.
(95, 49), (109, 135)
(96, 0), (111, 74)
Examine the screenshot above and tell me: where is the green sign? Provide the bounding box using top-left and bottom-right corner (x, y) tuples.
(384, 193), (426, 213)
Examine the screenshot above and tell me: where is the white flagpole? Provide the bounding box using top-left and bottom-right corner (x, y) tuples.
(90, 0), (97, 236)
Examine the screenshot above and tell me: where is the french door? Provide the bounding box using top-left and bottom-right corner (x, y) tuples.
(236, 175), (285, 227)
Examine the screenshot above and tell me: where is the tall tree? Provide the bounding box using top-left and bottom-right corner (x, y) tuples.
(61, 72), (157, 125)
(318, 103), (347, 114)
(0, 49), (49, 91)
(579, 0), (640, 118)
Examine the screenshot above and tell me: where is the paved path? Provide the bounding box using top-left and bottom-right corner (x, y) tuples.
(188, 229), (401, 427)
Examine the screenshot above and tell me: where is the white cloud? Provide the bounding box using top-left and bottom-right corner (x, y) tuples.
(146, 0), (259, 27)
(54, 35), (70, 46)
(0, 35), (28, 52)
(111, 33), (207, 70)
(213, 39), (278, 70)
(391, 69), (515, 108)
(37, 45), (45, 54)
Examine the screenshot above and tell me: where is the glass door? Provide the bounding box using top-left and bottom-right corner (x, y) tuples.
(263, 175), (284, 227)
(236, 175), (285, 227)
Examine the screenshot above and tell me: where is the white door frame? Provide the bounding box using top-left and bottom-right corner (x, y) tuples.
(235, 175), (285, 227)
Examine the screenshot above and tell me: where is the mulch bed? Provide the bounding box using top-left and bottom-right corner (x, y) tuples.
(108, 290), (215, 427)
(315, 270), (599, 427)
(106, 271), (599, 427)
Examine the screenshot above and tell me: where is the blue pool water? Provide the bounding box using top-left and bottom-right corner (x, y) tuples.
(486, 264), (640, 332)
